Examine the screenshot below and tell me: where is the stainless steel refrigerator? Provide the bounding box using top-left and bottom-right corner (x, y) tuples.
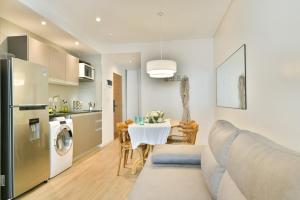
(1, 57), (50, 199)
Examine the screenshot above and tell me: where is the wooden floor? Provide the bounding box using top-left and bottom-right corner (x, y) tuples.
(19, 140), (139, 200)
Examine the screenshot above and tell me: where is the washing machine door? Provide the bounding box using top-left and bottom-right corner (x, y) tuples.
(55, 125), (73, 156)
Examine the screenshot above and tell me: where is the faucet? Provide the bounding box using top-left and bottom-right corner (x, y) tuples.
(88, 102), (96, 111)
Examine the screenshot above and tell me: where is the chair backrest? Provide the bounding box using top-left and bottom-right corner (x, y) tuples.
(125, 119), (134, 125)
(190, 123), (199, 144)
(180, 120), (196, 128)
(116, 122), (130, 144)
(180, 121), (199, 144)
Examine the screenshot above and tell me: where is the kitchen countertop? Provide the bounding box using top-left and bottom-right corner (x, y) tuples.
(49, 110), (102, 119)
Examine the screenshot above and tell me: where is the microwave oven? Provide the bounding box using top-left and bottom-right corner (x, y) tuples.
(79, 63), (95, 80)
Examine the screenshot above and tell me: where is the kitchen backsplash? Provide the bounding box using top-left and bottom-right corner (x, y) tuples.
(48, 84), (99, 111)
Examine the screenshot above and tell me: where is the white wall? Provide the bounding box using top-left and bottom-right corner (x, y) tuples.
(101, 55), (125, 146)
(101, 39), (215, 145)
(214, 0), (300, 151)
(126, 69), (140, 119)
(140, 40), (214, 144)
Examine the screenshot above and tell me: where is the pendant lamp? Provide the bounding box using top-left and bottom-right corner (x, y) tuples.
(146, 12), (177, 78)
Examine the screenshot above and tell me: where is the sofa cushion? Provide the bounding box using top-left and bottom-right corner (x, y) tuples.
(128, 160), (212, 200)
(151, 144), (201, 165)
(227, 131), (300, 200)
(217, 171), (246, 200)
(208, 120), (239, 167)
(201, 145), (225, 200)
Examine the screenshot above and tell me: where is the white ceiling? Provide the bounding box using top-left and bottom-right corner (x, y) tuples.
(104, 52), (141, 70)
(0, 0), (98, 56)
(18, 0), (232, 53)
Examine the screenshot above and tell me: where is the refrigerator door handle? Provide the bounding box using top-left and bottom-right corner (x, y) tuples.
(11, 104), (48, 110)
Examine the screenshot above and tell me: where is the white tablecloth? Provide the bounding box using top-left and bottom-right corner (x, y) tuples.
(128, 121), (171, 149)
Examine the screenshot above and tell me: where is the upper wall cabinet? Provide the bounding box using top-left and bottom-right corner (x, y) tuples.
(7, 35), (50, 68)
(28, 36), (51, 69)
(49, 47), (66, 82)
(7, 35), (79, 86)
(66, 54), (79, 85)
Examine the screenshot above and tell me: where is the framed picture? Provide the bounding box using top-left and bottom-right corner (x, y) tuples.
(217, 44), (247, 109)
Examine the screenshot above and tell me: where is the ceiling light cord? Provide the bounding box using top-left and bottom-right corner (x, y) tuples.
(158, 12), (164, 60)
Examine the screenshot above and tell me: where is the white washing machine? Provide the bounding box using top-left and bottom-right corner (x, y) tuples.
(49, 117), (74, 178)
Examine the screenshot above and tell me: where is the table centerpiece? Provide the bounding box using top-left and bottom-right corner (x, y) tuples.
(144, 110), (165, 123)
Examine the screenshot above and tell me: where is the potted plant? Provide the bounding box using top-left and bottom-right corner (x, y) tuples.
(144, 111), (165, 123)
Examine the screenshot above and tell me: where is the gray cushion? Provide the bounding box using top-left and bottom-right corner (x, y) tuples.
(208, 120), (239, 167)
(151, 144), (201, 165)
(227, 131), (300, 200)
(128, 160), (212, 200)
(201, 145), (225, 200)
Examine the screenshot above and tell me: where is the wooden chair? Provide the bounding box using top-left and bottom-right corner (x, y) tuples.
(125, 119), (134, 159)
(125, 119), (134, 125)
(116, 122), (133, 175)
(167, 121), (199, 144)
(179, 120), (196, 128)
(189, 122), (199, 144)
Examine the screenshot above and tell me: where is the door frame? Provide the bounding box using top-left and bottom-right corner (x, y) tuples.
(113, 73), (123, 139)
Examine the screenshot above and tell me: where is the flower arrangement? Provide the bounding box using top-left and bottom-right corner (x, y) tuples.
(144, 110), (165, 123)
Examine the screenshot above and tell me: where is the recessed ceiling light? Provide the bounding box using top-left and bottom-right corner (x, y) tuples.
(109, 33), (113, 36)
(75, 41), (79, 46)
(41, 21), (47, 25)
(96, 17), (101, 22)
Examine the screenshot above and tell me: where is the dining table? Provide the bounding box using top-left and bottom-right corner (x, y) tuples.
(128, 119), (174, 174)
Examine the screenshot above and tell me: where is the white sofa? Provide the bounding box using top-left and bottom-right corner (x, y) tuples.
(128, 120), (300, 200)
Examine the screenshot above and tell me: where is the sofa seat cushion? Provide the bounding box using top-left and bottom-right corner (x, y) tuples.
(128, 160), (212, 200)
(151, 144), (202, 165)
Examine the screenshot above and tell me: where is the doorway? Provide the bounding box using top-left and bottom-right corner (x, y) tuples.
(113, 73), (123, 139)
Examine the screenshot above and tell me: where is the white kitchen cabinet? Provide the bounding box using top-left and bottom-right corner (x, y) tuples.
(66, 54), (79, 85)
(28, 36), (51, 69)
(49, 47), (66, 81)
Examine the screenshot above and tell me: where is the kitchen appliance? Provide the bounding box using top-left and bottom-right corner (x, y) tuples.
(49, 117), (73, 178)
(1, 57), (50, 199)
(79, 62), (95, 81)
